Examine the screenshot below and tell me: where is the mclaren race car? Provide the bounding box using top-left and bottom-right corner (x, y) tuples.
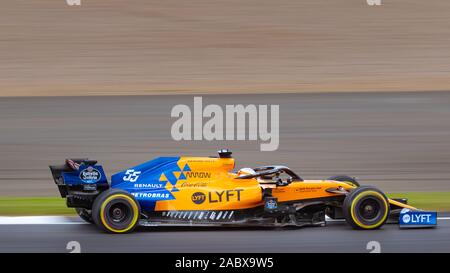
(49, 149), (420, 233)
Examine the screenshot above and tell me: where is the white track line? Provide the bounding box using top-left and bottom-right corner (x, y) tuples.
(0, 216), (86, 225)
(325, 216), (450, 222)
(0, 216), (447, 225)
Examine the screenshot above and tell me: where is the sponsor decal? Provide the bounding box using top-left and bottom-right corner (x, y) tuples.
(163, 210), (235, 220)
(399, 209), (437, 227)
(131, 192), (171, 200)
(83, 184), (97, 191)
(123, 169), (141, 182)
(185, 172), (211, 179)
(79, 166), (101, 183)
(294, 187), (321, 193)
(192, 192), (206, 204)
(208, 189), (243, 203)
(265, 199), (277, 210)
(402, 214), (411, 223)
(180, 182), (208, 188)
(133, 183), (164, 189)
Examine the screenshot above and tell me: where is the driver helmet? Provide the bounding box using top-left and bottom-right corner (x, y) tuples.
(237, 168), (256, 177)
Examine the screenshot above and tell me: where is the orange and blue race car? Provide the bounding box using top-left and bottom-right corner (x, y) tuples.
(49, 149), (435, 233)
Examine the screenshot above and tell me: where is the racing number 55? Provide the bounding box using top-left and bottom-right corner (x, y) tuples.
(123, 170), (141, 182)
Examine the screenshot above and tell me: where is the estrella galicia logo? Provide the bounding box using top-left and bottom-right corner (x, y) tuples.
(191, 192), (206, 205)
(79, 166), (101, 184)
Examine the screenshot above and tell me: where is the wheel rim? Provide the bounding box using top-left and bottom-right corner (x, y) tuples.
(351, 191), (388, 228)
(108, 203), (130, 223)
(358, 198), (380, 220)
(102, 197), (136, 231)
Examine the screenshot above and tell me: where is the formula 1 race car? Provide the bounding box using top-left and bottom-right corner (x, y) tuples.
(49, 149), (422, 233)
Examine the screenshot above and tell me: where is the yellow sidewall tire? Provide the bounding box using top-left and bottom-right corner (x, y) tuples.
(343, 186), (389, 230)
(100, 194), (139, 233)
(92, 189), (140, 234)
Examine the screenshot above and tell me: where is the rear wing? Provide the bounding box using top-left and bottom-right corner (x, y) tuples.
(49, 158), (106, 198)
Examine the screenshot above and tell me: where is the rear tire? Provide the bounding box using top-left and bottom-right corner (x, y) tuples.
(328, 175), (360, 187)
(343, 186), (389, 230)
(92, 189), (140, 233)
(75, 208), (93, 223)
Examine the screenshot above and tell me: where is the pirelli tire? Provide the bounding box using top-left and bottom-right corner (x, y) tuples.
(328, 175), (360, 187)
(343, 186), (390, 230)
(92, 189), (141, 234)
(75, 208), (93, 223)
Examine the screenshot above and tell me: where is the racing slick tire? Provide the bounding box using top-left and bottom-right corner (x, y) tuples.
(75, 208), (93, 223)
(92, 189), (141, 234)
(343, 186), (390, 230)
(328, 175), (360, 187)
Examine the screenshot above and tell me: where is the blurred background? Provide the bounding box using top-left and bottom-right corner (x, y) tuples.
(1, 0), (450, 96)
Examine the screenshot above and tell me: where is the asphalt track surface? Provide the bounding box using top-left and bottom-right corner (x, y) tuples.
(1, 92), (450, 195)
(0, 216), (449, 253)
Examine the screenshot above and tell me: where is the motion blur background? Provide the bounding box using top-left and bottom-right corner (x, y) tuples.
(1, 0), (450, 198)
(1, 0), (450, 96)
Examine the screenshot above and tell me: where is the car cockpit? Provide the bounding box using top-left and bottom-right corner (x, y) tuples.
(236, 166), (303, 186)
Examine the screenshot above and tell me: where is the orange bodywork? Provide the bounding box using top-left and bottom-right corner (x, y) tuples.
(153, 156), (372, 212)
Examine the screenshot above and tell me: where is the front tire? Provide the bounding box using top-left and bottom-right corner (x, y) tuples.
(92, 189), (140, 233)
(343, 186), (389, 230)
(328, 175), (360, 187)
